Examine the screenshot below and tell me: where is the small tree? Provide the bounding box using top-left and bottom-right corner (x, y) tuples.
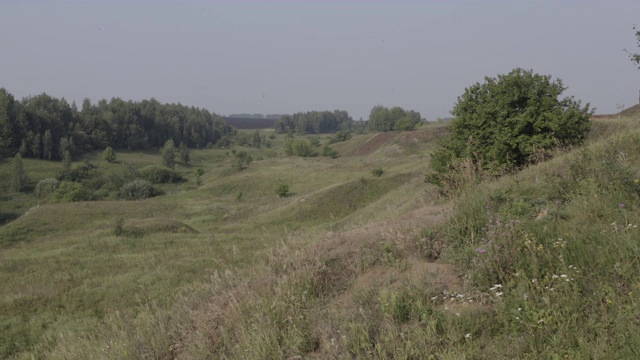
(194, 168), (204, 185)
(178, 142), (190, 163)
(251, 130), (262, 148)
(102, 146), (116, 163)
(161, 139), (176, 168)
(12, 153), (27, 192)
(431, 68), (592, 177)
(234, 151), (253, 170)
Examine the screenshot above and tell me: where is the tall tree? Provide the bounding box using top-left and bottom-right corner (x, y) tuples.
(0, 89), (17, 158)
(62, 150), (72, 174)
(178, 141), (190, 163)
(43, 129), (53, 160)
(161, 139), (176, 168)
(31, 132), (42, 159)
(12, 153), (27, 192)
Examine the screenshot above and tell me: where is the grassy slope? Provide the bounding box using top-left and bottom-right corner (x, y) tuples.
(0, 127), (441, 359)
(3, 116), (640, 358)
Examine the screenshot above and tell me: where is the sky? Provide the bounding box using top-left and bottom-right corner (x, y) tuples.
(1, 0), (639, 120)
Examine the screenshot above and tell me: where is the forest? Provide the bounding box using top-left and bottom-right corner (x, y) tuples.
(0, 88), (236, 161)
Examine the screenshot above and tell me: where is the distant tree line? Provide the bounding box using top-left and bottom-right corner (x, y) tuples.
(368, 105), (423, 132)
(274, 110), (358, 134)
(228, 113), (282, 119)
(0, 88), (236, 160)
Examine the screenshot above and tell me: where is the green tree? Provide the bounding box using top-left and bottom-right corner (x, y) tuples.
(0, 89), (17, 158)
(178, 142), (190, 163)
(294, 139), (313, 157)
(322, 144), (339, 158)
(251, 130), (262, 148)
(43, 129), (53, 160)
(102, 146), (116, 163)
(161, 139), (176, 168)
(431, 68), (592, 176)
(19, 139), (27, 156)
(51, 181), (91, 202)
(12, 153), (27, 192)
(60, 150), (72, 178)
(194, 168), (204, 185)
(233, 151), (253, 170)
(31, 132), (41, 159)
(59, 137), (72, 159)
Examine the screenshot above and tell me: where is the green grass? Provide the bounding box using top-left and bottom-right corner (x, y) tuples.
(0, 128), (443, 358)
(3, 119), (640, 358)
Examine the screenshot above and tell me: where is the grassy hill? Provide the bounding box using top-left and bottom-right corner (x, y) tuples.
(2, 117), (640, 358)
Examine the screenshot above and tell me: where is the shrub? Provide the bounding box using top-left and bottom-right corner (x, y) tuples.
(59, 161), (97, 182)
(309, 137), (321, 147)
(139, 165), (183, 184)
(102, 146), (116, 163)
(432, 68), (592, 176)
(35, 178), (60, 198)
(275, 183), (290, 198)
(233, 151), (253, 171)
(371, 168), (384, 177)
(322, 144), (340, 159)
(50, 181), (92, 203)
(194, 168), (204, 185)
(328, 130), (352, 144)
(119, 180), (162, 200)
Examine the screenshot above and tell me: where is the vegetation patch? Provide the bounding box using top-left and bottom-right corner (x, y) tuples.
(138, 165), (184, 184)
(279, 174), (410, 226)
(115, 218), (198, 238)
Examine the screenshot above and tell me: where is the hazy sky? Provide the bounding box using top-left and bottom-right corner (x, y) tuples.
(1, 1), (639, 120)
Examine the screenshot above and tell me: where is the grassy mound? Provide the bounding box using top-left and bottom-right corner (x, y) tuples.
(116, 218), (199, 238)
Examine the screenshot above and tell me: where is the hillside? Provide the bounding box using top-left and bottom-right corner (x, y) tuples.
(619, 103), (640, 117)
(2, 117), (640, 358)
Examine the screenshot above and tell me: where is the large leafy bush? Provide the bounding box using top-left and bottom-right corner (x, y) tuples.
(432, 68), (592, 176)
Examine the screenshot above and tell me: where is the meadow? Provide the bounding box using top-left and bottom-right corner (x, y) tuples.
(1, 117), (640, 359)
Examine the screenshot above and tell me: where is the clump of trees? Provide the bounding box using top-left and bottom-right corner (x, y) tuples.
(274, 110), (354, 134)
(368, 106), (422, 132)
(35, 178), (60, 198)
(139, 165), (183, 184)
(284, 137), (315, 157)
(430, 68), (592, 184)
(119, 180), (162, 200)
(327, 130), (352, 144)
(0, 88), (236, 160)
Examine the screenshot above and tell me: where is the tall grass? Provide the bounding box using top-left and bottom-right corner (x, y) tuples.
(3, 122), (640, 358)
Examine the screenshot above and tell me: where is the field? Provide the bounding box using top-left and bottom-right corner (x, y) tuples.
(2, 117), (640, 358)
